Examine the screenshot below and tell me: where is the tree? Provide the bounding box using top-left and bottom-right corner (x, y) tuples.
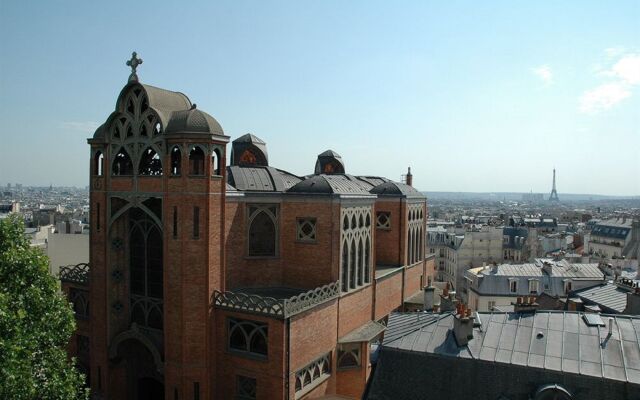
(0, 215), (89, 399)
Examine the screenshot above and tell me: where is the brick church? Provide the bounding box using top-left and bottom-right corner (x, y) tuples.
(60, 53), (435, 400)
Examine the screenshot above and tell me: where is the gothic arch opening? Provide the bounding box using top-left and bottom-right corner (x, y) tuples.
(129, 207), (163, 329)
(112, 148), (134, 176)
(211, 148), (222, 176)
(170, 146), (181, 175)
(94, 151), (104, 176)
(247, 206), (277, 257)
(138, 147), (162, 176)
(189, 146), (205, 175)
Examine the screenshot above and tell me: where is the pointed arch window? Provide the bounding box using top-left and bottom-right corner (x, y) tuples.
(357, 239), (364, 286)
(350, 238), (357, 289)
(128, 207), (163, 330)
(247, 205), (278, 257)
(341, 242), (349, 292)
(94, 152), (104, 176)
(189, 146), (205, 175)
(364, 238), (371, 283)
(138, 147), (163, 176)
(170, 146), (181, 175)
(112, 148), (133, 176)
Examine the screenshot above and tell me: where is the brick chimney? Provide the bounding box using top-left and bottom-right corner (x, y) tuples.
(512, 296), (539, 313)
(406, 167), (413, 187)
(453, 303), (475, 347)
(440, 282), (457, 312)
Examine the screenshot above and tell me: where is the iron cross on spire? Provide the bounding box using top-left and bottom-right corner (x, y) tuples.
(126, 51), (143, 82)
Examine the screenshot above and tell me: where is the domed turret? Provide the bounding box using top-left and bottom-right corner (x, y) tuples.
(164, 106), (224, 136)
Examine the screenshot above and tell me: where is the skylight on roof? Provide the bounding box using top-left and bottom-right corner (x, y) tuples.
(582, 314), (605, 327)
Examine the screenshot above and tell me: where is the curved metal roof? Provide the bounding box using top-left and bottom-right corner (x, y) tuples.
(287, 174), (373, 195)
(227, 165), (302, 192)
(165, 107), (224, 136)
(370, 181), (423, 198)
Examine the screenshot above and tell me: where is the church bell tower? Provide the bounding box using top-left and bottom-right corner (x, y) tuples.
(87, 52), (229, 399)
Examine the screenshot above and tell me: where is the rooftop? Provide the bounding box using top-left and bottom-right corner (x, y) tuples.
(382, 310), (640, 384)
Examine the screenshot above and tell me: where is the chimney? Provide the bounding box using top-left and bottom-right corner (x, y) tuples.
(453, 304), (475, 347)
(623, 287), (640, 314)
(423, 285), (435, 312)
(512, 295), (539, 313)
(440, 284), (457, 312)
(406, 167), (413, 187)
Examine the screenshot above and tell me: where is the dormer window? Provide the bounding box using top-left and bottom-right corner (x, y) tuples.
(528, 279), (539, 294)
(509, 279), (517, 293)
(564, 279), (573, 294)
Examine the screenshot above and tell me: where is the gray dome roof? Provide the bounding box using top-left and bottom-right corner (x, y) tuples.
(370, 181), (423, 198)
(93, 123), (107, 139)
(165, 108), (224, 135)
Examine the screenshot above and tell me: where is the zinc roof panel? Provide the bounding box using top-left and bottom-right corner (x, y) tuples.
(545, 330), (563, 358)
(528, 353), (545, 369)
(581, 361), (603, 378)
(514, 326), (532, 353)
(512, 351), (529, 366)
(602, 339), (624, 367)
(563, 332), (580, 360)
(580, 335), (601, 363)
(563, 358), (580, 374)
(479, 346), (497, 361)
(495, 349), (513, 363)
(548, 313), (564, 331)
(623, 340), (640, 370)
(603, 364), (627, 381)
(498, 324), (517, 351)
(545, 355), (563, 371)
(564, 313), (580, 334)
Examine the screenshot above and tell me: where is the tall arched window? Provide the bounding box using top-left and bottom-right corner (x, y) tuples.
(408, 229), (412, 264)
(189, 146), (205, 175)
(128, 207), (163, 330)
(341, 242), (349, 292)
(94, 152), (104, 176)
(138, 147), (162, 176)
(357, 239), (364, 286)
(211, 149), (221, 176)
(349, 238), (356, 289)
(112, 148), (133, 176)
(171, 146), (181, 175)
(248, 205), (278, 257)
(364, 238), (371, 283)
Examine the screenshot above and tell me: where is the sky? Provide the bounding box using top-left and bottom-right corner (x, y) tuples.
(0, 1), (638, 195)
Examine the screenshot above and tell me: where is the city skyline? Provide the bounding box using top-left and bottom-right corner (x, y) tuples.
(1, 1), (639, 195)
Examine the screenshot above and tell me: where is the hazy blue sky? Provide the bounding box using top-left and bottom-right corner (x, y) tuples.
(1, 1), (638, 195)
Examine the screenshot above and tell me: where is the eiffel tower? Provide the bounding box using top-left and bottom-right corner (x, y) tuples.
(549, 168), (559, 201)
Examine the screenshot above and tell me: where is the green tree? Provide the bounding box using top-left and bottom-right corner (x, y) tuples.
(0, 215), (89, 399)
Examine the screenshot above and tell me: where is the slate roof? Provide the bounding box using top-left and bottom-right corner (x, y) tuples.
(381, 311), (640, 384)
(573, 282), (637, 314)
(591, 218), (633, 240)
(467, 260), (604, 297)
